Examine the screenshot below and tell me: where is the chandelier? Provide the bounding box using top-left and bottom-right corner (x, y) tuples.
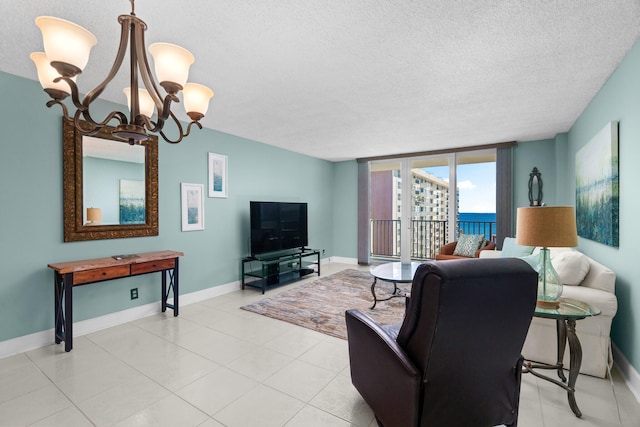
(30, 0), (214, 144)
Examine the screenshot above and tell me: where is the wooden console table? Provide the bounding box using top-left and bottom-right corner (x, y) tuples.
(48, 250), (183, 352)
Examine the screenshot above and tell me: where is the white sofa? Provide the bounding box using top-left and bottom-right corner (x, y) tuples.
(480, 248), (617, 378)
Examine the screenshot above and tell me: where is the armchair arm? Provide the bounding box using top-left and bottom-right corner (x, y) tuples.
(345, 309), (420, 427)
(439, 241), (457, 255)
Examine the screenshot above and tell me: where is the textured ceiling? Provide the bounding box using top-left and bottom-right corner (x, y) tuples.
(2, 1), (640, 161)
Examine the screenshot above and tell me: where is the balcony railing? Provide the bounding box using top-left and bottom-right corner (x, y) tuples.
(370, 219), (496, 260)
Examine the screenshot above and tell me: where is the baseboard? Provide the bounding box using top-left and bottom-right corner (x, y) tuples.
(613, 343), (640, 403)
(0, 280), (242, 359)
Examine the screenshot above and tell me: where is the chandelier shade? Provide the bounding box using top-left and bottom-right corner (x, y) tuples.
(183, 83), (215, 120)
(148, 43), (194, 92)
(124, 88), (155, 118)
(31, 1), (213, 145)
(30, 52), (76, 96)
(35, 16), (97, 77)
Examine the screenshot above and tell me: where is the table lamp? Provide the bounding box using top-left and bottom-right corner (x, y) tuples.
(516, 206), (578, 309)
(86, 207), (102, 225)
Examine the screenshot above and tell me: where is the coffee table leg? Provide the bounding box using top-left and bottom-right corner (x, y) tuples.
(566, 319), (583, 418)
(370, 278), (378, 309)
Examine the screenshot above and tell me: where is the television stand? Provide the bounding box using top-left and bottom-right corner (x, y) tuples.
(241, 248), (320, 294)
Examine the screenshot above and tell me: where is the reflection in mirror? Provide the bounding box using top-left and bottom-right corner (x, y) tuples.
(82, 137), (146, 225)
(528, 167), (543, 207)
(63, 119), (158, 242)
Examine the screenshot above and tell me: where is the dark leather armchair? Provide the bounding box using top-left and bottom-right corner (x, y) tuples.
(345, 258), (537, 427)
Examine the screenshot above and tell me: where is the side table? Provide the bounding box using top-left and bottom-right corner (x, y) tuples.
(522, 297), (601, 418)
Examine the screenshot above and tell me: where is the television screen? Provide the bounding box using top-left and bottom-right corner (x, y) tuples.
(250, 201), (308, 257)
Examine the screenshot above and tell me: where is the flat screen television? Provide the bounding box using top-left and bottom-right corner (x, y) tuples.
(250, 201), (308, 257)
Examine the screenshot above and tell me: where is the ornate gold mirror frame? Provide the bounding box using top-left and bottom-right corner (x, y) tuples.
(63, 119), (159, 241)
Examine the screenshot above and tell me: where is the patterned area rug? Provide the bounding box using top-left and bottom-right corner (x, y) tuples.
(240, 269), (408, 339)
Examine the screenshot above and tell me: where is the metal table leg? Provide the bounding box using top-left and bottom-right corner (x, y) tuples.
(370, 279), (402, 310)
(566, 319), (583, 417)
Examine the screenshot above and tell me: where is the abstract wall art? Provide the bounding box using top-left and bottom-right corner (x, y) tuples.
(575, 121), (619, 247)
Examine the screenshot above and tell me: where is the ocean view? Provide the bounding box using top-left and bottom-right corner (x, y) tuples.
(458, 212), (496, 240)
(459, 212), (496, 222)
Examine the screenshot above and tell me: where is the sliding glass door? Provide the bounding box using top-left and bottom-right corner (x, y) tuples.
(369, 149), (496, 261)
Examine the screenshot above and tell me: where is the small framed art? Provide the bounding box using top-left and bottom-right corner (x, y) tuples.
(208, 152), (228, 198)
(181, 183), (205, 231)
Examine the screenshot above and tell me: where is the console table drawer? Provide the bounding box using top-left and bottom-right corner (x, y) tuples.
(73, 265), (131, 285)
(131, 258), (176, 275)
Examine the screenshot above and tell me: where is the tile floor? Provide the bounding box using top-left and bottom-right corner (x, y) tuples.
(1, 263), (639, 426)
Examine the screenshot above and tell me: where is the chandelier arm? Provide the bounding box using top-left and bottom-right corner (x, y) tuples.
(45, 99), (69, 119)
(54, 77), (87, 113)
(158, 110), (187, 144)
(183, 121), (203, 138)
(145, 94), (179, 134)
(72, 109), (129, 136)
(134, 23), (165, 111)
(81, 15), (132, 109)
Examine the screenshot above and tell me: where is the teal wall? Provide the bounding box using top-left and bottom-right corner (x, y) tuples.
(513, 138), (557, 212)
(0, 71), (343, 343)
(562, 37), (640, 373)
(332, 160), (358, 258)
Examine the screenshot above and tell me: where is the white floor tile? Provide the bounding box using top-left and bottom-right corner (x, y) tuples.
(213, 384), (304, 427)
(0, 384), (71, 426)
(284, 405), (352, 426)
(75, 374), (170, 426)
(226, 346), (294, 381)
(29, 405), (93, 427)
(113, 394), (209, 427)
(310, 375), (374, 426)
(176, 367), (257, 415)
(264, 359), (337, 402)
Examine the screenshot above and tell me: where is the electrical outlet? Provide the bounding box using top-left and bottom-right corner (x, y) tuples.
(130, 288), (138, 300)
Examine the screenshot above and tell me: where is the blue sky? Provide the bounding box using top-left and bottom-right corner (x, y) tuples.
(423, 162), (496, 213)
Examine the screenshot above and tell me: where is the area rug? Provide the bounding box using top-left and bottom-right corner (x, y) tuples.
(240, 269), (408, 340)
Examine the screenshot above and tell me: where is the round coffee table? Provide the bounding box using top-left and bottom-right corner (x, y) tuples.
(369, 262), (421, 309)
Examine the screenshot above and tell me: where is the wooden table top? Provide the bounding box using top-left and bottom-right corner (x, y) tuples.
(48, 250), (184, 274)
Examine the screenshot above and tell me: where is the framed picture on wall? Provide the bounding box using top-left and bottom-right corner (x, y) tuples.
(575, 121), (619, 247)
(181, 183), (205, 231)
(208, 152), (228, 198)
(119, 179), (145, 224)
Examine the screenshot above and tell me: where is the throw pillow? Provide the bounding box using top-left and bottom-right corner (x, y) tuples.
(453, 234), (485, 257)
(551, 250), (591, 285)
(500, 237), (535, 258)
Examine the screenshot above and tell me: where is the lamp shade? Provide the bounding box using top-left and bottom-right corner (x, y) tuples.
(148, 42), (194, 89)
(86, 207), (102, 224)
(30, 52), (76, 93)
(35, 16), (97, 75)
(123, 87), (156, 118)
(183, 83), (214, 116)
(516, 206), (578, 248)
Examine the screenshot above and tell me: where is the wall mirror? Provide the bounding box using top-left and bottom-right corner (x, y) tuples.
(528, 167), (543, 207)
(63, 119), (159, 241)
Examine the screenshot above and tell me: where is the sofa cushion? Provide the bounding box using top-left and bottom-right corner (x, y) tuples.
(551, 250), (591, 286)
(500, 237), (535, 258)
(453, 234), (485, 257)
